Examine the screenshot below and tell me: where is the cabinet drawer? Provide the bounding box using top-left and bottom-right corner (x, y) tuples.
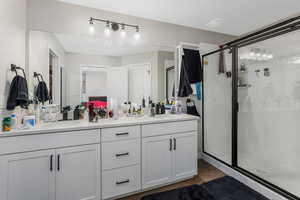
(142, 120), (198, 137)
(102, 165), (141, 199)
(101, 126), (140, 142)
(102, 139), (140, 170)
(0, 129), (100, 155)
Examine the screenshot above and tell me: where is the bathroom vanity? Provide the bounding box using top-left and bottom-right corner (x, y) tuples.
(0, 114), (198, 200)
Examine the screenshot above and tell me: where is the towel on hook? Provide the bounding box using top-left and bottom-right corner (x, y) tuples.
(183, 48), (202, 83)
(178, 59), (193, 97)
(195, 82), (202, 100)
(35, 81), (49, 104)
(6, 75), (29, 110)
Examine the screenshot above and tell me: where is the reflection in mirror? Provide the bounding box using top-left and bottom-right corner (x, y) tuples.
(166, 66), (175, 100)
(28, 30), (175, 111)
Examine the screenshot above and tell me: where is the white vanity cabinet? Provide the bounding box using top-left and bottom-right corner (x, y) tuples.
(101, 126), (141, 199)
(0, 150), (56, 200)
(0, 129), (101, 200)
(55, 145), (100, 200)
(142, 135), (174, 188)
(0, 115), (199, 200)
(142, 120), (198, 189)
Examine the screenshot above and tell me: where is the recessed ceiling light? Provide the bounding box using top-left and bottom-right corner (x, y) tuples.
(206, 18), (223, 28)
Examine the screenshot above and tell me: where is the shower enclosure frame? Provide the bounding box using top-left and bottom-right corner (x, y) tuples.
(202, 15), (300, 200)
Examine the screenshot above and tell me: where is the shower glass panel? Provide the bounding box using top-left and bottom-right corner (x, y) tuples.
(237, 30), (300, 197)
(203, 50), (232, 164)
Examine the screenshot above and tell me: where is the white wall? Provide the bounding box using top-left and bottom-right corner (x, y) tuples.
(65, 53), (121, 105)
(0, 0), (26, 116)
(28, 31), (66, 104)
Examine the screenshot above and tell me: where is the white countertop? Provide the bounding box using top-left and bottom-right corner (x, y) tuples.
(0, 114), (199, 138)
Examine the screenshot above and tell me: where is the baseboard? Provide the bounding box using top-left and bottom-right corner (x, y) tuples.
(203, 154), (288, 200)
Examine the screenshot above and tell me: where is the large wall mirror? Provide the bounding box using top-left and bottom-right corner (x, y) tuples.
(28, 29), (175, 109)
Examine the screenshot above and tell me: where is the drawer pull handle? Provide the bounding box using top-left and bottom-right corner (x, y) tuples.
(116, 152), (130, 157)
(115, 132), (129, 136)
(169, 139), (172, 151)
(116, 179), (130, 185)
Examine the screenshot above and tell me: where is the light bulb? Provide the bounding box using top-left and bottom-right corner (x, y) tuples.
(89, 24), (95, 34)
(104, 21), (111, 36)
(89, 18), (95, 34)
(120, 24), (126, 38)
(120, 30), (126, 38)
(268, 54), (273, 59)
(134, 27), (140, 40)
(134, 32), (140, 40)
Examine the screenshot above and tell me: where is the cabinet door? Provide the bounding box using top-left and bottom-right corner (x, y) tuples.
(0, 150), (55, 200)
(173, 132), (198, 181)
(142, 135), (173, 189)
(55, 145), (100, 200)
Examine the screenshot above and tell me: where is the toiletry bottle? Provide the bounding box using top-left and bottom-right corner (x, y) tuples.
(84, 109), (89, 121)
(150, 103), (156, 117)
(148, 97), (152, 107)
(161, 102), (166, 114)
(88, 103), (95, 122)
(11, 114), (17, 130)
(142, 97), (146, 108)
(170, 102), (176, 114)
(2, 117), (12, 132)
(156, 103), (160, 115)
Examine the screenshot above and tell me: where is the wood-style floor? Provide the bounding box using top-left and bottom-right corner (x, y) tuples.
(119, 159), (226, 200)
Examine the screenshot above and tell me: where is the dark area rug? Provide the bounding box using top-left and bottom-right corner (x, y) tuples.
(141, 184), (215, 200)
(202, 176), (269, 200)
(141, 176), (269, 200)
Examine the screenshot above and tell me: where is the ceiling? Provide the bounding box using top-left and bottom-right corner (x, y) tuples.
(58, 0), (300, 36)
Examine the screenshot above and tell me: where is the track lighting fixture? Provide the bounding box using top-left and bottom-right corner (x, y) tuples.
(89, 17), (141, 40)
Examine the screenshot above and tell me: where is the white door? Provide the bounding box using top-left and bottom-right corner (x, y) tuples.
(0, 150), (55, 200)
(128, 64), (151, 104)
(55, 145), (100, 200)
(142, 135), (173, 189)
(173, 132), (198, 181)
(107, 67), (128, 104)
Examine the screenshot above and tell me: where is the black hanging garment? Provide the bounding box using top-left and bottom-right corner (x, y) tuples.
(6, 75), (29, 110)
(35, 81), (50, 104)
(178, 59), (193, 97)
(182, 48), (203, 83)
(186, 98), (200, 116)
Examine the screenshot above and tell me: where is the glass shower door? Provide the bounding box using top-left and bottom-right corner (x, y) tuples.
(203, 49), (232, 165)
(237, 30), (300, 198)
